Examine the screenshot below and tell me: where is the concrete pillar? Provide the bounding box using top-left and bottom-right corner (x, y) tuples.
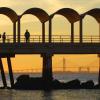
(42, 23), (45, 43)
(41, 53), (53, 80)
(80, 18), (83, 43)
(99, 23), (100, 42)
(0, 58), (7, 88)
(7, 57), (14, 87)
(18, 17), (21, 43)
(49, 19), (52, 43)
(13, 22), (16, 43)
(71, 23), (74, 43)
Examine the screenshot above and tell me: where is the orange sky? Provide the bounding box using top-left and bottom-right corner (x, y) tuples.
(0, 0), (100, 72)
(2, 54), (100, 73)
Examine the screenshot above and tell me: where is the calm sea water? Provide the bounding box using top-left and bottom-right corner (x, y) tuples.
(0, 89), (100, 100)
(0, 72), (100, 100)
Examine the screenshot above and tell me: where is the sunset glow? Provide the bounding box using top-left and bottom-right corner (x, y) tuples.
(0, 0), (100, 72)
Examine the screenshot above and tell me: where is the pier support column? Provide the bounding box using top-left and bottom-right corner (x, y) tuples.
(13, 22), (16, 43)
(0, 58), (7, 88)
(80, 18), (83, 43)
(18, 16), (21, 43)
(41, 53), (53, 80)
(7, 57), (14, 87)
(49, 19), (52, 43)
(42, 22), (45, 43)
(71, 23), (74, 43)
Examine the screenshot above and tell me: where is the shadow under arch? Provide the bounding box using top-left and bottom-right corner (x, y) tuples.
(49, 8), (80, 43)
(0, 7), (18, 43)
(81, 8), (100, 43)
(18, 8), (49, 43)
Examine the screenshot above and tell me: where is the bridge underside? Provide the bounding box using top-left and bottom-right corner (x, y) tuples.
(0, 43), (100, 54)
(0, 43), (100, 88)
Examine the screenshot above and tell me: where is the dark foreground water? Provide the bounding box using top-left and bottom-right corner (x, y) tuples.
(0, 89), (100, 100)
(0, 72), (100, 100)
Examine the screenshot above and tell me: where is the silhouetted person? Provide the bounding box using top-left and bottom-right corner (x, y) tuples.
(2, 32), (6, 43)
(0, 34), (1, 43)
(0, 34), (1, 38)
(24, 30), (30, 43)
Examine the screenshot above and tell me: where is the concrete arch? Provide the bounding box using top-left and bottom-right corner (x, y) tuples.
(0, 7), (18, 43)
(21, 8), (49, 23)
(80, 8), (100, 43)
(0, 7), (18, 23)
(51, 8), (80, 23)
(49, 8), (80, 43)
(17, 8), (49, 43)
(82, 8), (100, 23)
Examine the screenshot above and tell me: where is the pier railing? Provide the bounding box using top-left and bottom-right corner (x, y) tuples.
(0, 35), (100, 43)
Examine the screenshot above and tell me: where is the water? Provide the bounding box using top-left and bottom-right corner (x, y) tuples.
(0, 72), (100, 100)
(0, 89), (100, 100)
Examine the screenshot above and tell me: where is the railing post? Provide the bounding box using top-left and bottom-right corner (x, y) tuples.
(71, 23), (74, 43)
(80, 18), (83, 43)
(91, 36), (92, 43)
(60, 35), (61, 42)
(18, 16), (21, 43)
(42, 22), (45, 43)
(13, 22), (16, 43)
(39, 35), (40, 43)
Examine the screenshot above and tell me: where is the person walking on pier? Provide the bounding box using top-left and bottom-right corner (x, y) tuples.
(2, 32), (6, 43)
(0, 34), (1, 43)
(24, 30), (30, 43)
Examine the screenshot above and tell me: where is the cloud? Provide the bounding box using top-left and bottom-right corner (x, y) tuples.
(0, 0), (100, 15)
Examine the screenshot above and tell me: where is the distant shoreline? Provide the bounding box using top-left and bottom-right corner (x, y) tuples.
(4, 71), (99, 74)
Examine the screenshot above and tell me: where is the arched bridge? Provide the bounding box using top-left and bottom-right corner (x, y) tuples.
(0, 7), (100, 54)
(0, 7), (100, 88)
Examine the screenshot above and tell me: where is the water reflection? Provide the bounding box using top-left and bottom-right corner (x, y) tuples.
(42, 90), (53, 100)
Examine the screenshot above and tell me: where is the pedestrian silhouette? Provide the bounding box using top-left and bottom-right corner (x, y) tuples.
(2, 32), (6, 43)
(0, 34), (1, 43)
(24, 30), (30, 43)
(0, 34), (1, 38)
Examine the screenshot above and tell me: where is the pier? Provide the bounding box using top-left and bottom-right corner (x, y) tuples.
(0, 7), (100, 88)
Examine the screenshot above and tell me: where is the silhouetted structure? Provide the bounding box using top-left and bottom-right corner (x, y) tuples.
(79, 67), (90, 72)
(0, 7), (100, 89)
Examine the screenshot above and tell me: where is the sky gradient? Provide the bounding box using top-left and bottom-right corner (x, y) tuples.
(0, 0), (100, 72)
